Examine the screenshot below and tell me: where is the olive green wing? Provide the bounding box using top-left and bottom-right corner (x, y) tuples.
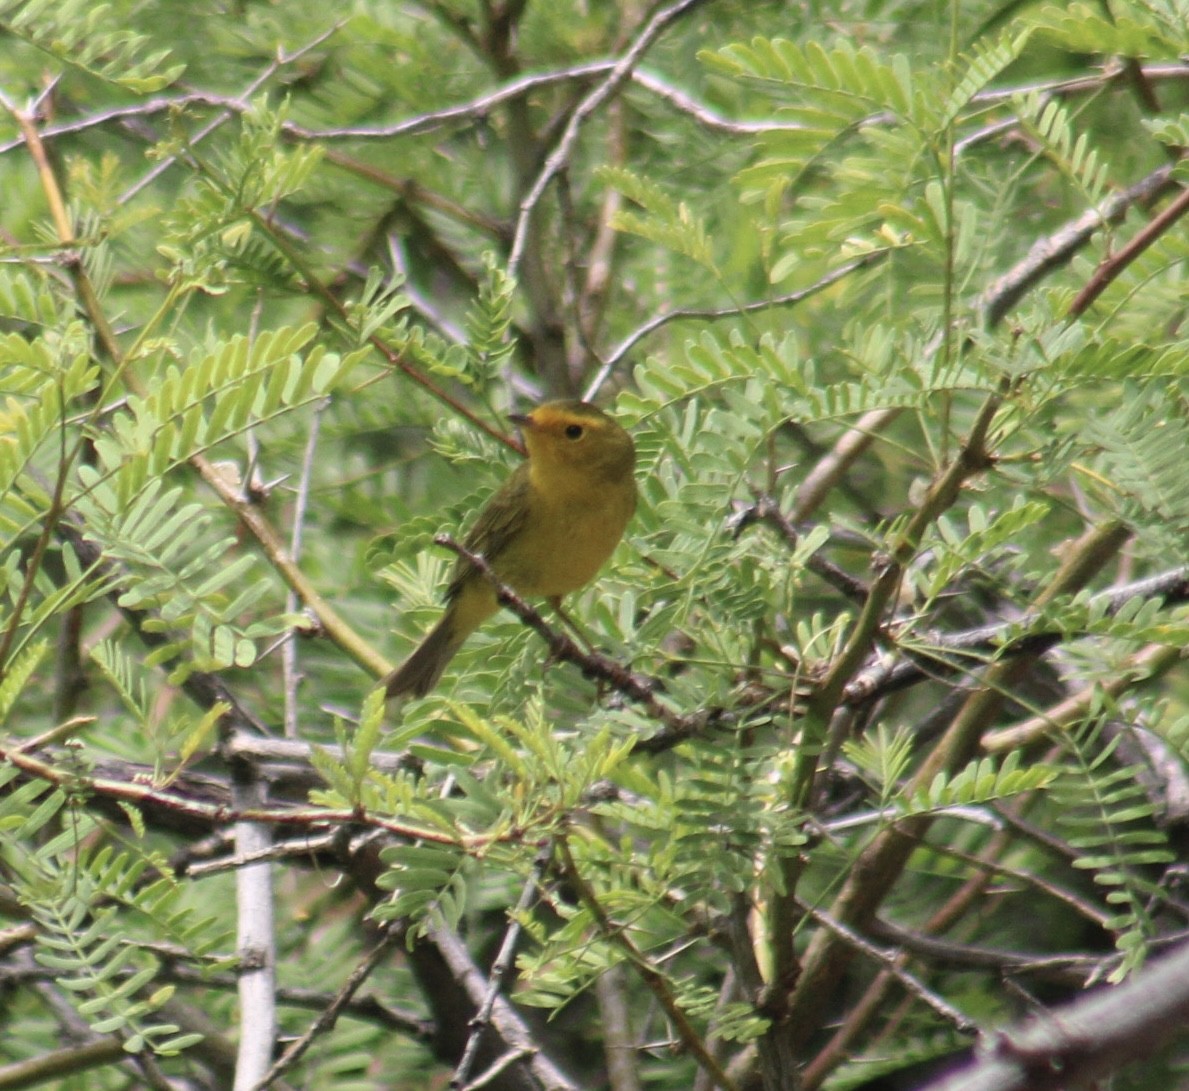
(445, 463), (532, 601)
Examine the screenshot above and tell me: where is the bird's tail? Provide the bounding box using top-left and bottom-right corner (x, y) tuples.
(384, 616), (462, 699)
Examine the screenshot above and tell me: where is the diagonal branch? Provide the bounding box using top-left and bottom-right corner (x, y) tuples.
(919, 937), (1189, 1091)
(558, 836), (740, 1091)
(507, 0), (712, 278)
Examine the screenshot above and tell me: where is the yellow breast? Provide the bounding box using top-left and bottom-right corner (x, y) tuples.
(494, 475), (635, 599)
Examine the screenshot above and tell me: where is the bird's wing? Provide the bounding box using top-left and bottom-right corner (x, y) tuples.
(445, 463), (532, 601)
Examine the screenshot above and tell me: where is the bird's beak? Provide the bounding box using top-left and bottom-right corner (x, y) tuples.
(508, 411), (533, 428)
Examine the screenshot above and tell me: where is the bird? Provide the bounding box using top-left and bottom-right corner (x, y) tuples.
(384, 399), (637, 698)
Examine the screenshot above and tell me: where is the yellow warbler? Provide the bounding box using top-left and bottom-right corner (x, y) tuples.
(384, 400), (637, 698)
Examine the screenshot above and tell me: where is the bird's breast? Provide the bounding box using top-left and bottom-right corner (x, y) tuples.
(495, 480), (634, 599)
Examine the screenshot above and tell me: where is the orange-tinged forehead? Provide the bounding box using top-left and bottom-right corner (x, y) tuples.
(527, 400), (609, 431)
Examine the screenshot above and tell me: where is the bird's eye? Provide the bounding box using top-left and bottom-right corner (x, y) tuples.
(564, 423), (584, 439)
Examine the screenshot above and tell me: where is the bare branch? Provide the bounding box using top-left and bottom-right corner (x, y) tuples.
(584, 253), (885, 399)
(425, 920), (579, 1091)
(919, 938), (1189, 1091)
(979, 164), (1176, 328)
(508, 0), (713, 278)
(453, 845), (550, 1088)
(282, 398), (327, 738)
(233, 780), (278, 1091)
(253, 925), (404, 1090)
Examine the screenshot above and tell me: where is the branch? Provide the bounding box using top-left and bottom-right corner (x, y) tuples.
(982, 641), (1184, 752)
(979, 164), (1176, 328)
(918, 938), (1189, 1091)
(433, 535), (711, 738)
(842, 565), (1189, 709)
(595, 964), (644, 1091)
(508, 0), (712, 278)
(1069, 181), (1189, 318)
(0, 742), (459, 846)
(452, 846), (550, 1089)
(866, 917), (1103, 985)
(805, 392), (1003, 729)
(233, 778), (277, 1091)
(558, 836), (740, 1091)
(423, 920), (579, 1091)
(584, 253), (885, 399)
(253, 925), (404, 1090)
(793, 898), (976, 1033)
(0, 1040), (129, 1089)
(730, 494), (869, 605)
(118, 26), (343, 203)
(783, 520), (1131, 1054)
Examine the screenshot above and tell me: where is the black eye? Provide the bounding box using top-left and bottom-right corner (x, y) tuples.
(565, 424), (584, 439)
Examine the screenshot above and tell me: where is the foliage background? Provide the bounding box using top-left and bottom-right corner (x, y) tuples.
(1, 0), (1189, 1088)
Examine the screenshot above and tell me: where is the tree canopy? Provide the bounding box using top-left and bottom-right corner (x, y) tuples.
(2, 1), (1189, 1089)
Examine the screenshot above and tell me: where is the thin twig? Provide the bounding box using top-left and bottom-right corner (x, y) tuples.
(508, 0), (711, 278)
(452, 844), (551, 1088)
(584, 252), (885, 398)
(794, 898), (976, 1033)
(458, 1048), (535, 1091)
(282, 399), (327, 738)
(289, 60), (618, 140)
(867, 917), (1102, 984)
(10, 60), (1187, 159)
(733, 494), (869, 605)
(119, 25), (343, 203)
(181, 831), (340, 878)
(252, 924), (404, 1090)
(1069, 182), (1189, 317)
(558, 836), (740, 1091)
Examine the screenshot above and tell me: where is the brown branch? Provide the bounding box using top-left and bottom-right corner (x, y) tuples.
(802, 392), (1003, 741)
(1068, 181), (1189, 318)
(918, 937), (1189, 1091)
(866, 917), (1103, 985)
(0, 742), (459, 846)
(783, 520), (1131, 1055)
(558, 836), (740, 1091)
(253, 925), (405, 1090)
(508, 0), (713, 277)
(979, 164), (1176, 328)
(433, 535), (709, 736)
(0, 1039), (130, 1089)
(242, 205), (523, 456)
